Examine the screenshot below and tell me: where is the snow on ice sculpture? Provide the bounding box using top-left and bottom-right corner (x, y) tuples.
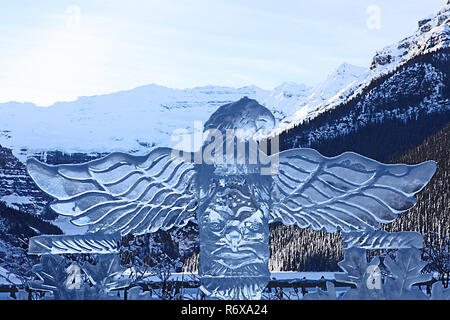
(26, 97), (436, 300)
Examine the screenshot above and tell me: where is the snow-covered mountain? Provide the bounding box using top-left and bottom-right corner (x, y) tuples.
(267, 63), (367, 130)
(260, 63), (368, 126)
(277, 3), (449, 148)
(0, 85), (270, 163)
(262, 82), (312, 120)
(0, 62), (375, 164)
(0, 63), (371, 164)
(272, 3), (450, 135)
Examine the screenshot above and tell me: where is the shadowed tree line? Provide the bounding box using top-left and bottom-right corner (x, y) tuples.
(267, 122), (449, 271)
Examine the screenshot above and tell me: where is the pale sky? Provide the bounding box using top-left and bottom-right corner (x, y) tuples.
(0, 0), (446, 106)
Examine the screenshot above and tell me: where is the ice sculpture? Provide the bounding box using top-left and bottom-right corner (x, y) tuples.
(382, 248), (432, 299)
(26, 98), (436, 300)
(342, 230), (424, 250)
(29, 254), (127, 300)
(430, 282), (450, 300)
(335, 248), (384, 300)
(198, 187), (271, 299)
(28, 232), (121, 255)
(336, 247), (433, 300)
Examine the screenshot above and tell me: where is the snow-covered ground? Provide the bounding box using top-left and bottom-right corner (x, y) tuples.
(0, 195), (35, 211)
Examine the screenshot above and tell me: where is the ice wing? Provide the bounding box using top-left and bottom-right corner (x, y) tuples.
(27, 148), (198, 236)
(269, 149), (436, 232)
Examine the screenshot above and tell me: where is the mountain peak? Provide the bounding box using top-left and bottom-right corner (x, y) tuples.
(334, 63), (367, 76)
(370, 4), (449, 70)
(306, 63), (366, 103)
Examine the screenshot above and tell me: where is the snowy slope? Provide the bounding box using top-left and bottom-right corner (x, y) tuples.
(0, 85), (270, 162)
(272, 3), (450, 135)
(260, 63), (368, 126)
(262, 82), (312, 121)
(271, 63), (367, 130)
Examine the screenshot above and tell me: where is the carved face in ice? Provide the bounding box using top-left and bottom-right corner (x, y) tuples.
(198, 187), (270, 276)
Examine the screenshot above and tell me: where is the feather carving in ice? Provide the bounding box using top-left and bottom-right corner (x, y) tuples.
(342, 230), (424, 249)
(27, 148), (198, 236)
(269, 149), (436, 232)
(26, 98), (436, 300)
(28, 232), (121, 255)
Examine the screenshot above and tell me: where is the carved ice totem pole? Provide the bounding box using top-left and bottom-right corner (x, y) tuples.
(27, 98), (436, 299)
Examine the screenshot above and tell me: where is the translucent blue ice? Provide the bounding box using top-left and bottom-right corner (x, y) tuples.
(342, 230), (424, 250)
(29, 254), (126, 300)
(27, 100), (436, 299)
(336, 247), (433, 300)
(28, 232), (121, 255)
